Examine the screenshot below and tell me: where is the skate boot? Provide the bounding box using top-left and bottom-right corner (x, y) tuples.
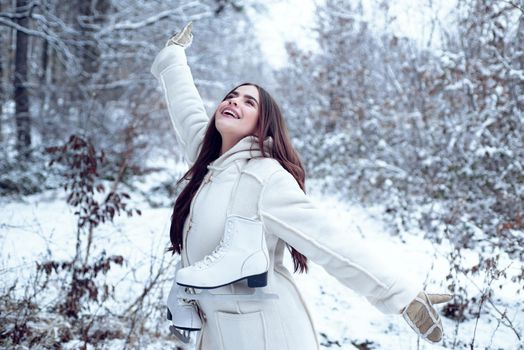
(166, 263), (202, 343)
(176, 216), (270, 290)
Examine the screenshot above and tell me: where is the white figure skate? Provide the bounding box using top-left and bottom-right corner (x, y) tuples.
(166, 263), (202, 343)
(176, 216), (278, 300)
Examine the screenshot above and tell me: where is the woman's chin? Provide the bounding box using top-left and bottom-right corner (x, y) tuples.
(216, 120), (241, 134)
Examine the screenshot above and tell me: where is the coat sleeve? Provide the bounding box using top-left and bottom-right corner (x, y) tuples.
(150, 45), (209, 166)
(259, 169), (421, 314)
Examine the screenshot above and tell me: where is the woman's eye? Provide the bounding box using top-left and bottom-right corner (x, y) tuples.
(246, 100), (254, 106)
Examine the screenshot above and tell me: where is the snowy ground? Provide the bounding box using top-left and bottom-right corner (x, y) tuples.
(1, 171), (523, 349)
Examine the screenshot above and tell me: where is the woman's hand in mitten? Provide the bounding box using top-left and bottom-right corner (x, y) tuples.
(402, 291), (453, 343)
(165, 22), (193, 48)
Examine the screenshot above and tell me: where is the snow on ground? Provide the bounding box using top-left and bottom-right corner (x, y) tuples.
(1, 178), (523, 349)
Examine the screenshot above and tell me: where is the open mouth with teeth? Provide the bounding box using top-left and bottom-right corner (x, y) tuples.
(222, 108), (240, 119)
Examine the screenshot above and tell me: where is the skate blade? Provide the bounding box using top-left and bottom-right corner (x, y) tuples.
(169, 325), (192, 343)
(178, 287), (278, 301)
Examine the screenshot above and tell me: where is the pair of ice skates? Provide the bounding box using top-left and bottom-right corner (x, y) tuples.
(166, 216), (277, 343)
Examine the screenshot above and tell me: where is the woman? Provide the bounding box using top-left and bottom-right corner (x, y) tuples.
(151, 22), (451, 350)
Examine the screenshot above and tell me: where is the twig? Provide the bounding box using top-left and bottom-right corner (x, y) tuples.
(122, 255), (173, 315)
(470, 288), (489, 349)
(488, 308), (505, 348)
(461, 263), (522, 341)
(435, 244), (523, 341)
(0, 16), (77, 55)
(96, 2), (211, 37)
(501, 0), (524, 13)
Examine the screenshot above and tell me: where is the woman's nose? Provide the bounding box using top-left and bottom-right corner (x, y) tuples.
(228, 99), (238, 106)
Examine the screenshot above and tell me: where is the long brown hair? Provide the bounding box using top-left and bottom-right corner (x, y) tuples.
(169, 83), (308, 273)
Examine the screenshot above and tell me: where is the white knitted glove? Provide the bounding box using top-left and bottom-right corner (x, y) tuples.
(165, 22), (193, 48)
(402, 291), (453, 343)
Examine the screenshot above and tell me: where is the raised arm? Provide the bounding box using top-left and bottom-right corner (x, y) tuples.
(150, 24), (209, 166)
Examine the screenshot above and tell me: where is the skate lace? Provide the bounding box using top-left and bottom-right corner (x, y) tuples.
(194, 234), (231, 269)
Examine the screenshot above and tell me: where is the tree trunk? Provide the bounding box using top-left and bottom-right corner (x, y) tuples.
(41, 35), (48, 84)
(14, 0), (31, 158)
(514, 15), (524, 111)
(38, 1), (51, 139)
(0, 0), (6, 143)
(0, 29), (4, 144)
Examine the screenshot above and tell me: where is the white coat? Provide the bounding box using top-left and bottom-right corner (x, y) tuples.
(151, 45), (421, 350)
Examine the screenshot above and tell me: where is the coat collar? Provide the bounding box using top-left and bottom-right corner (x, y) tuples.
(207, 136), (273, 172)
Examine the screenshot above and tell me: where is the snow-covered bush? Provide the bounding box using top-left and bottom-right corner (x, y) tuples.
(0, 148), (51, 196)
(277, 0), (524, 339)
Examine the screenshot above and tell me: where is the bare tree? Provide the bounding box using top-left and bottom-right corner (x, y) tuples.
(13, 0), (31, 158)
(0, 4), (4, 144)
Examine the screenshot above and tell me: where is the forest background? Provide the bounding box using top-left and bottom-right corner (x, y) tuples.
(1, 0), (523, 349)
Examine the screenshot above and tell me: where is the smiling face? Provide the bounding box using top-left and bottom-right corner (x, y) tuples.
(214, 84), (260, 146)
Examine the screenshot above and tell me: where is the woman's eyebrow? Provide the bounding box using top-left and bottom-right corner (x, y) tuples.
(244, 94), (259, 105)
(229, 90), (259, 105)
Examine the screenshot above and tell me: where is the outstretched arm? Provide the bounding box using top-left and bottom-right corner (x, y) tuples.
(150, 23), (209, 166)
(260, 169), (420, 314)
(260, 169), (451, 342)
